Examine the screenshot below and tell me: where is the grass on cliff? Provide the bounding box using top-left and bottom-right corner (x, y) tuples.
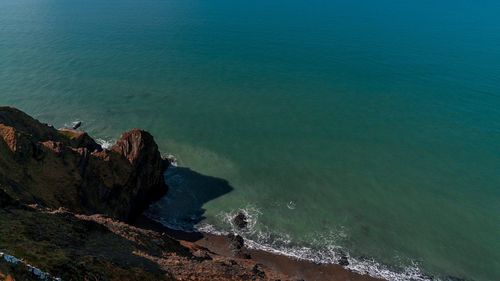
(0, 206), (174, 281)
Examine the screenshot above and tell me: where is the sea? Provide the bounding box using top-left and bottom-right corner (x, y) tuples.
(1, 0), (499, 280)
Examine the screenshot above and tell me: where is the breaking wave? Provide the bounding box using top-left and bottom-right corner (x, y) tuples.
(96, 138), (115, 149)
(147, 165), (433, 281)
(217, 207), (432, 281)
(151, 203), (432, 281)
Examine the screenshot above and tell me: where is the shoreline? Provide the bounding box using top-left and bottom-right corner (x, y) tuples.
(146, 163), (433, 281)
(2, 106), (379, 281)
(0, 107), (429, 280)
(135, 216), (383, 281)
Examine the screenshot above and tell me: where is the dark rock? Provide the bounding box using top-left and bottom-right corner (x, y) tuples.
(72, 121), (82, 130)
(251, 264), (266, 278)
(227, 233), (245, 251)
(233, 211), (248, 229)
(338, 255), (349, 266)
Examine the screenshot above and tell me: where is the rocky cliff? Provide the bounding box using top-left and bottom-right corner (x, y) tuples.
(0, 106), (167, 221)
(0, 189), (289, 281)
(0, 107), (295, 281)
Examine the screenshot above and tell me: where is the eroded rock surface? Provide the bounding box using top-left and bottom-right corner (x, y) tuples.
(0, 106), (167, 221)
(0, 107), (377, 281)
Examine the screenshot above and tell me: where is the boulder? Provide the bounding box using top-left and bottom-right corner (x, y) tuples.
(338, 255), (349, 266)
(0, 106), (167, 221)
(72, 121), (82, 130)
(233, 211), (248, 229)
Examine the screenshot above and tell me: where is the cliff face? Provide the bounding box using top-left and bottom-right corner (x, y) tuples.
(0, 191), (289, 281)
(0, 107), (167, 221)
(0, 116), (290, 281)
(0, 107), (296, 281)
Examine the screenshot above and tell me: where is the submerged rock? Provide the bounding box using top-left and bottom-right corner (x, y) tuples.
(0, 106), (167, 221)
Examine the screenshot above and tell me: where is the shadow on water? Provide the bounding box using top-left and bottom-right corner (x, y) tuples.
(145, 166), (233, 237)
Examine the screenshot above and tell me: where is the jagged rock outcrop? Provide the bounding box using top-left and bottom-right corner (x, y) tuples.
(0, 106), (167, 221)
(0, 107), (292, 281)
(0, 107), (378, 281)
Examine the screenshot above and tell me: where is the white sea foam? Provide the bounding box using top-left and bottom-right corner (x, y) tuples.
(219, 205), (262, 235)
(162, 153), (179, 167)
(346, 258), (431, 281)
(197, 223), (229, 236)
(146, 158), (433, 281)
(96, 138), (115, 149)
(150, 204), (433, 281)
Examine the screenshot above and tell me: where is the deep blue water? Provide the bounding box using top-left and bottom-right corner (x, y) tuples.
(1, 1), (499, 280)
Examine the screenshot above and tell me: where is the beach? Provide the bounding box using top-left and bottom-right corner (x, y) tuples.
(136, 216), (383, 281)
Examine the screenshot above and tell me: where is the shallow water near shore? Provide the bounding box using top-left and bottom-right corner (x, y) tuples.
(1, 0), (500, 280)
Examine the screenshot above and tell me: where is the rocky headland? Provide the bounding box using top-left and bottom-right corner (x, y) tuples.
(0, 106), (380, 281)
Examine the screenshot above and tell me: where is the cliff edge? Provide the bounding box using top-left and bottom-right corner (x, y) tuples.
(0, 106), (167, 221)
(0, 107), (294, 281)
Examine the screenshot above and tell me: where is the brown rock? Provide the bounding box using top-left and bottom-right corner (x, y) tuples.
(338, 255), (349, 266)
(58, 128), (101, 152)
(0, 106), (167, 221)
(0, 107), (63, 143)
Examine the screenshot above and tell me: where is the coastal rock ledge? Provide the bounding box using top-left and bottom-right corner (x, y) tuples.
(0, 106), (167, 221)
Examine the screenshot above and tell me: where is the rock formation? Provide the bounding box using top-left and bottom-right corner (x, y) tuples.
(0, 195), (289, 281)
(0, 107), (377, 281)
(0, 106), (167, 221)
(233, 211), (248, 229)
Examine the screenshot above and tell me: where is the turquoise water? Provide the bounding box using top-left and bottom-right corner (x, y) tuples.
(1, 0), (499, 280)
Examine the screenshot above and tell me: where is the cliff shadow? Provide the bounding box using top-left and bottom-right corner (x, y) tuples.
(145, 166), (233, 239)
